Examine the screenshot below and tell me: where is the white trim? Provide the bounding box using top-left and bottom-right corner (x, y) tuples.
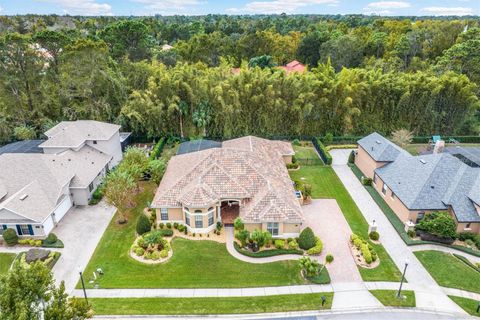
(273, 232), (300, 239)
(183, 208), (215, 217)
(185, 223), (216, 234)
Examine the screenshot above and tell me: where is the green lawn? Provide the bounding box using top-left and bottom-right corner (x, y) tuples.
(449, 296), (480, 317)
(370, 290), (415, 307)
(0, 253), (15, 274)
(290, 166), (402, 282)
(81, 181), (304, 289)
(90, 293), (334, 315)
(293, 144), (319, 160)
(414, 251), (480, 294)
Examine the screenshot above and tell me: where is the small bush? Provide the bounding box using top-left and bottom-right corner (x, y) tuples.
(407, 229), (416, 238)
(307, 237), (323, 255)
(362, 177), (373, 186)
(326, 254), (334, 263)
(286, 163), (299, 169)
(458, 232), (476, 241)
(288, 239), (299, 250)
(475, 235), (480, 249)
(465, 239), (475, 247)
(173, 222), (179, 229)
(135, 247), (145, 256)
(235, 229), (250, 247)
(150, 251), (161, 260)
(44, 233), (58, 245)
(298, 227), (316, 250)
(158, 229), (173, 237)
(166, 222), (172, 229)
(136, 214), (151, 235)
(274, 239), (285, 249)
(348, 150), (355, 164)
(361, 243), (372, 264)
(183, 228), (188, 235)
(159, 223), (164, 229)
(137, 237), (146, 249)
(292, 139), (301, 146)
(159, 250), (169, 258)
(233, 217), (244, 231)
(3, 229), (18, 246)
(369, 231), (379, 241)
(216, 221), (223, 231)
(415, 211), (457, 239)
(34, 240), (42, 247)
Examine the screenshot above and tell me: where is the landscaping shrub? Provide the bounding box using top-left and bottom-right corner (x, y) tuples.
(234, 217), (244, 230)
(233, 242), (303, 257)
(166, 222), (172, 229)
(3, 228), (18, 246)
(323, 133), (334, 145)
(465, 239), (475, 248)
(361, 243), (372, 264)
(362, 177), (373, 186)
(415, 211), (457, 240)
(150, 251), (161, 260)
(173, 222), (179, 229)
(250, 229), (272, 248)
(288, 239), (299, 250)
(44, 233), (58, 245)
(458, 232), (476, 242)
(307, 237), (323, 255)
(144, 231), (164, 246)
(159, 249), (169, 258)
(348, 150), (355, 164)
(159, 223), (164, 229)
(235, 229), (250, 247)
(274, 239), (285, 249)
(326, 254), (334, 263)
(286, 163), (300, 169)
(407, 229), (416, 238)
(299, 256), (320, 277)
(158, 229), (173, 237)
(369, 231), (379, 241)
(292, 139), (301, 146)
(149, 137), (166, 160)
(137, 237), (146, 249)
(298, 227), (316, 250)
(351, 233), (376, 264)
(475, 235), (480, 249)
(136, 214), (151, 235)
(135, 247), (145, 256)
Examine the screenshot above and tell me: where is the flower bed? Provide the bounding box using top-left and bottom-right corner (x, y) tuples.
(233, 242), (303, 257)
(130, 230), (173, 264)
(350, 234), (379, 268)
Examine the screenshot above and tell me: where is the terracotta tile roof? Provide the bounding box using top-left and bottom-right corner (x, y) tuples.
(277, 60), (306, 74)
(152, 136), (303, 223)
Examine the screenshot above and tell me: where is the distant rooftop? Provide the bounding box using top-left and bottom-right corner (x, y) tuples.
(176, 139), (222, 155)
(0, 140), (44, 155)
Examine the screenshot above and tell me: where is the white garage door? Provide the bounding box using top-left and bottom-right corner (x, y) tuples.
(53, 195), (73, 223)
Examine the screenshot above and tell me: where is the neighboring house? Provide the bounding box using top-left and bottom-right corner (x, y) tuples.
(152, 136), (304, 237)
(40, 120), (123, 168)
(355, 132), (480, 234)
(277, 60), (306, 74)
(0, 120), (125, 238)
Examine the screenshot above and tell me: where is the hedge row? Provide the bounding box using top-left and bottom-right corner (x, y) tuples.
(149, 137), (167, 160)
(233, 242), (303, 257)
(312, 138), (332, 165)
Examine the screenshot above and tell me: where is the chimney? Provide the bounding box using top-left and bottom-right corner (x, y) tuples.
(433, 140), (445, 154)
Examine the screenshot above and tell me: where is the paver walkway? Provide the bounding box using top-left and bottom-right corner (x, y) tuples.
(329, 149), (466, 314)
(52, 201), (115, 293)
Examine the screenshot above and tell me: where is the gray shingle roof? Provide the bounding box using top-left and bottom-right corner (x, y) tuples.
(375, 148), (480, 222)
(358, 132), (409, 162)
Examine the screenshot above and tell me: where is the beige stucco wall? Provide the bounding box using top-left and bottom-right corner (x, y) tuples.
(283, 155), (293, 164)
(283, 223), (301, 234)
(244, 223), (262, 232)
(355, 146), (388, 179)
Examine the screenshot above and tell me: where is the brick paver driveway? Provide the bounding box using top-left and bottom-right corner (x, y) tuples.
(302, 199), (362, 283)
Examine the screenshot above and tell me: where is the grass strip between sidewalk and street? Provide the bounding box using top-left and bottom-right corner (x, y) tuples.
(89, 293), (334, 315)
(448, 296), (480, 316)
(370, 290), (415, 307)
(290, 166), (402, 282)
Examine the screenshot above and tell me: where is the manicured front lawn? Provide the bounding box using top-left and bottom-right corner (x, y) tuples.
(90, 293), (334, 315)
(449, 296), (480, 317)
(414, 251), (480, 294)
(0, 253), (15, 274)
(290, 166), (402, 282)
(81, 181), (304, 289)
(370, 290), (415, 307)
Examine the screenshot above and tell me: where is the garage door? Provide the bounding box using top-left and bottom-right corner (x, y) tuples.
(53, 195), (73, 223)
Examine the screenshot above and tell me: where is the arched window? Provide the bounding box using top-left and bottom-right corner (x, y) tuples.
(195, 209), (202, 213)
(208, 207), (214, 212)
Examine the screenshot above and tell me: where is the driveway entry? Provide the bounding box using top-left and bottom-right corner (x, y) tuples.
(302, 199), (362, 283)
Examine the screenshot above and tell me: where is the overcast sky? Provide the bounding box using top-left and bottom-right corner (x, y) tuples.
(0, 0), (478, 17)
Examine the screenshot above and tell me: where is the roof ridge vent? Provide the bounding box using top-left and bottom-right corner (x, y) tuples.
(19, 194), (28, 201)
(375, 140), (381, 144)
(420, 159), (427, 164)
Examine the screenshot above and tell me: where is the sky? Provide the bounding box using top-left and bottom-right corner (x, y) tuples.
(0, 0), (478, 17)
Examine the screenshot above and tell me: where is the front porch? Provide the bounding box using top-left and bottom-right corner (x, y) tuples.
(220, 201), (240, 226)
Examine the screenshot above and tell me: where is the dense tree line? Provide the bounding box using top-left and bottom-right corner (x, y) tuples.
(0, 15), (479, 143)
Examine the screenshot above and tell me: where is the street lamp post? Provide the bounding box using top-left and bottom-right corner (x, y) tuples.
(79, 270), (88, 304)
(397, 259), (409, 298)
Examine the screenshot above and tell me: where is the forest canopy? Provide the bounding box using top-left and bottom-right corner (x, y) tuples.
(0, 14), (479, 142)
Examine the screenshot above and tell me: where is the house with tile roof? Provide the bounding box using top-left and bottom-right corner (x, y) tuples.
(277, 60), (306, 74)
(355, 132), (480, 234)
(152, 136), (304, 237)
(0, 120), (124, 238)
